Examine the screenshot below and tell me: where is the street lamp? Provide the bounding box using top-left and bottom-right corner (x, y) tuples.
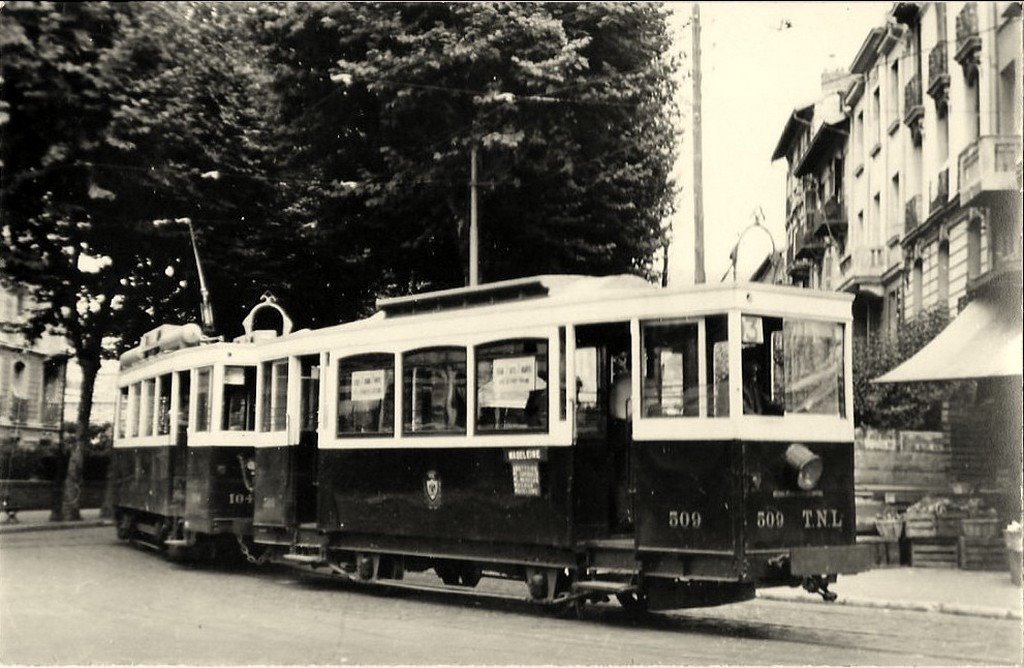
(153, 216), (215, 336)
(723, 208), (778, 282)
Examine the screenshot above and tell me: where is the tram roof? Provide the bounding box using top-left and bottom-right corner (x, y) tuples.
(375, 274), (654, 317)
(116, 274), (854, 380)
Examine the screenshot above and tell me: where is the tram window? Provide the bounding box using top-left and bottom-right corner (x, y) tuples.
(117, 387), (129, 439)
(574, 346), (603, 435)
(741, 316), (783, 415)
(175, 370), (190, 438)
(128, 384), (140, 437)
(403, 347), (466, 435)
(475, 339), (548, 433)
(299, 356), (320, 432)
(707, 315), (729, 417)
(195, 367), (212, 432)
(259, 359), (289, 432)
(740, 316), (845, 417)
(783, 319), (845, 416)
(337, 353), (394, 436)
(222, 366), (256, 431)
(156, 374), (172, 436)
(140, 378), (155, 437)
(641, 321), (699, 417)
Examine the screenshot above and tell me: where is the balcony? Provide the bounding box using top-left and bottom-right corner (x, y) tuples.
(929, 167), (949, 215)
(787, 257), (813, 281)
(841, 247), (886, 276)
(955, 2), (981, 83)
(808, 195), (848, 239)
(959, 135), (1024, 206)
(905, 194), (922, 234)
(927, 41), (949, 115)
(793, 228), (826, 261)
(903, 73), (924, 145)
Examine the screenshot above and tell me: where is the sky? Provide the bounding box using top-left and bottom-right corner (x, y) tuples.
(666, 2), (893, 285)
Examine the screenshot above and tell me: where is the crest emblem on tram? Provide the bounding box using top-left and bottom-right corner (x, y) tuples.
(423, 470), (442, 509)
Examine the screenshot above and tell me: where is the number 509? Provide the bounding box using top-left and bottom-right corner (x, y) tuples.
(668, 510), (702, 528)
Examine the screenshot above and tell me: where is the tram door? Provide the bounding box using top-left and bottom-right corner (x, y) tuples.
(294, 355), (319, 525)
(573, 322), (634, 538)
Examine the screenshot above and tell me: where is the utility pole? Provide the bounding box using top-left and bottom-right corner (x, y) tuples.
(469, 144), (479, 287)
(692, 2), (706, 284)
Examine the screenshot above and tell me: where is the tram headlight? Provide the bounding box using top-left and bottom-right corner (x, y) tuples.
(785, 444), (823, 491)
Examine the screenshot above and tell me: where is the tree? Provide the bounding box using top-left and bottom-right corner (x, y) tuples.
(1, 2), (280, 519)
(254, 2), (680, 322)
(852, 307), (968, 430)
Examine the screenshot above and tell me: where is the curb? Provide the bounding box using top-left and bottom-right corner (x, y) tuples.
(0, 519), (113, 535)
(757, 589), (1023, 621)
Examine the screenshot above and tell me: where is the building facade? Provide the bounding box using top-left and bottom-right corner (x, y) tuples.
(776, 1), (1022, 340)
(0, 280), (68, 449)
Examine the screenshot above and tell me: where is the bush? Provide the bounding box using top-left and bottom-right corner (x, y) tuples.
(0, 423), (112, 482)
(853, 307), (971, 430)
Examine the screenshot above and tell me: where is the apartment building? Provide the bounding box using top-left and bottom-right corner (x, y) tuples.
(772, 70), (855, 310)
(776, 2), (1022, 341)
(0, 280), (68, 449)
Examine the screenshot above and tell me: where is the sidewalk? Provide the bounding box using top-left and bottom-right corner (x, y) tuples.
(0, 508), (111, 534)
(758, 566), (1024, 620)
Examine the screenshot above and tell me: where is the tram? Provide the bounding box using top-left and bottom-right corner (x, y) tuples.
(112, 275), (872, 609)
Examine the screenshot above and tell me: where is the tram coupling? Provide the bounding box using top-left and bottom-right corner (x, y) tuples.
(802, 575), (838, 602)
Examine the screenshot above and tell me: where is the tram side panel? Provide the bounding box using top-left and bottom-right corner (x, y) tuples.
(253, 446), (292, 528)
(184, 446), (255, 535)
(634, 439), (859, 580)
(741, 440), (855, 549)
(115, 447), (176, 518)
(318, 446), (574, 552)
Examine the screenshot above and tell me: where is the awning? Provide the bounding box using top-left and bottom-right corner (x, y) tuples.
(873, 298), (1023, 383)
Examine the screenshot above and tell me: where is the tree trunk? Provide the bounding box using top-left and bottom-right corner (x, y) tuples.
(100, 447), (116, 519)
(61, 356), (99, 521)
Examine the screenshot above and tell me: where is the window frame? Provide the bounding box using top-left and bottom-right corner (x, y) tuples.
(402, 346), (468, 437)
(336, 352), (397, 439)
(259, 357), (290, 433)
(474, 338), (550, 435)
(639, 318), (705, 419)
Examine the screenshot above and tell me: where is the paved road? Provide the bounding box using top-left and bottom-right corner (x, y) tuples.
(1, 528), (1021, 665)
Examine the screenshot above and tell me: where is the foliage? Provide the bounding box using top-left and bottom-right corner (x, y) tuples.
(0, 2), (281, 518)
(0, 423), (110, 481)
(852, 306), (968, 430)
(2, 2), (681, 515)
(254, 2), (680, 324)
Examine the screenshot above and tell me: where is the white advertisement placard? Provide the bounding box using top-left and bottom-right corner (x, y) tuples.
(351, 369), (386, 402)
(481, 356), (540, 409)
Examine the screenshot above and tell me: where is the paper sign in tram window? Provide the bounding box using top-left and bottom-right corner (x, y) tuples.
(351, 369), (386, 402)
(483, 356), (544, 409)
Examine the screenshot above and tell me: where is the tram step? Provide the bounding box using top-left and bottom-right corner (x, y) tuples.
(572, 580), (636, 595)
(282, 553), (325, 565)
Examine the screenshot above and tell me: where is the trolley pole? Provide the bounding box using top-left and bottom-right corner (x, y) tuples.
(469, 144), (480, 287)
(692, 2), (706, 285)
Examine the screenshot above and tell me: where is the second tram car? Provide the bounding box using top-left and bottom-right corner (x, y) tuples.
(112, 276), (872, 609)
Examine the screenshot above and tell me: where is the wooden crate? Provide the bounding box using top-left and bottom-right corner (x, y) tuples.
(910, 539), (959, 568)
(960, 518), (1001, 539)
(959, 537), (1006, 571)
(859, 536), (901, 568)
(905, 512), (964, 539)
